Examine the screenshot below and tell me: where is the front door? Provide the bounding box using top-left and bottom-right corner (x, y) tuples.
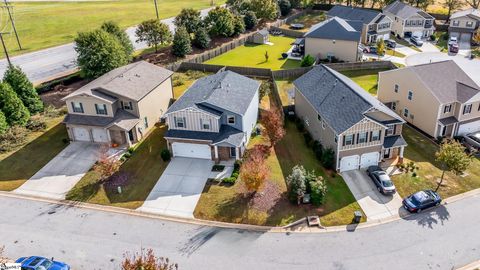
(128, 129), (134, 141)
(230, 147), (236, 158)
(384, 149), (391, 159)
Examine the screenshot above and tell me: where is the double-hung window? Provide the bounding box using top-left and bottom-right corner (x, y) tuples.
(463, 104), (472, 115)
(407, 91), (413, 100)
(358, 132), (368, 144)
(386, 125), (395, 136)
(371, 130), (381, 141)
(201, 119), (210, 130)
(403, 108), (409, 118)
(174, 116), (186, 128)
(71, 102), (84, 113)
(444, 104), (452, 113)
(95, 104), (107, 115)
(344, 134), (354, 146)
(122, 101), (133, 110)
(394, 84), (399, 93)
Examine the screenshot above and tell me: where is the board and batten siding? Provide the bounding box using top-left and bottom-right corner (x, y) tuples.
(166, 108), (220, 132)
(241, 90), (259, 144)
(339, 118), (384, 151)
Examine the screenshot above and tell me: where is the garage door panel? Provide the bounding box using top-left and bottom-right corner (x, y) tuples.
(172, 142), (212, 159)
(73, 127), (90, 142)
(458, 120), (480, 135)
(360, 152), (380, 169)
(92, 128), (109, 143)
(340, 155), (359, 172)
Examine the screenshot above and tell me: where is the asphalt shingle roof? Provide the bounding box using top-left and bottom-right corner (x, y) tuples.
(65, 61), (173, 102)
(166, 71), (260, 116)
(383, 0), (433, 19)
(327, 5), (380, 24)
(164, 125), (245, 146)
(304, 17), (362, 41)
(450, 8), (480, 20)
(63, 109), (139, 130)
(294, 65), (403, 134)
(383, 135), (407, 148)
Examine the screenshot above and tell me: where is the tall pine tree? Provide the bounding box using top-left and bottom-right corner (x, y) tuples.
(0, 82), (30, 126)
(0, 110), (8, 135)
(3, 65), (44, 114)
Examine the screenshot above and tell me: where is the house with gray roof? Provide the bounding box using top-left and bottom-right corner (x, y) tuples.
(327, 5), (393, 44)
(163, 70), (260, 161)
(304, 17), (363, 62)
(251, 28), (270, 44)
(294, 65), (406, 172)
(448, 8), (480, 42)
(383, 0), (435, 38)
(62, 61), (174, 146)
(378, 60), (480, 139)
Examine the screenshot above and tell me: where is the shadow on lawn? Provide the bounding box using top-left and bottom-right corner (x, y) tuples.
(0, 123), (68, 187)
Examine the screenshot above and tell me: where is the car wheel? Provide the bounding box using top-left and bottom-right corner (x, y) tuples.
(435, 202), (440, 206)
(417, 208), (422, 213)
(377, 186), (381, 192)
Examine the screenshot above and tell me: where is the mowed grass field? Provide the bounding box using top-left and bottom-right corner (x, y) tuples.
(1, 0), (224, 57)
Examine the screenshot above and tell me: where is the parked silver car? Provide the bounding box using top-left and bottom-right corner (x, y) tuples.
(463, 132), (480, 151)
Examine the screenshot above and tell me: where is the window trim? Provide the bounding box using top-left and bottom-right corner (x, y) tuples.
(174, 116), (185, 128)
(403, 108), (409, 118)
(358, 132), (368, 144)
(394, 84), (399, 93)
(463, 104), (472, 115)
(71, 102), (84, 113)
(144, 117), (149, 128)
(344, 134), (354, 146)
(407, 90), (413, 101)
(444, 104), (452, 113)
(122, 101), (133, 110)
(95, 104), (108, 115)
(370, 130), (381, 141)
(227, 115), (236, 125)
(201, 119), (211, 130)
(386, 124), (395, 136)
(392, 102), (397, 111)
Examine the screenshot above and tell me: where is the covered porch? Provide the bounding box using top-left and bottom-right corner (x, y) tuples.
(437, 116), (459, 138)
(382, 135), (407, 163)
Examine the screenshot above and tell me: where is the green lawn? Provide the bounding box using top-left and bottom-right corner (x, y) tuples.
(194, 120), (364, 227)
(0, 117), (68, 191)
(280, 12), (325, 32)
(66, 125), (170, 209)
(275, 79), (295, 106)
(205, 36), (301, 70)
(385, 49), (406, 58)
(393, 126), (480, 199)
(2, 0), (225, 58)
(340, 69), (389, 96)
(434, 32), (449, 52)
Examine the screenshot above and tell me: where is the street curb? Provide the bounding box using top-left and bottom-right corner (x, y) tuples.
(0, 188), (479, 234)
(457, 260), (480, 270)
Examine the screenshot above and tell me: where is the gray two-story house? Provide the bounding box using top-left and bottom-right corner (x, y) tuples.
(383, 0), (435, 38)
(449, 8), (480, 42)
(163, 70), (260, 161)
(62, 61), (174, 146)
(294, 65), (406, 172)
(327, 5), (393, 44)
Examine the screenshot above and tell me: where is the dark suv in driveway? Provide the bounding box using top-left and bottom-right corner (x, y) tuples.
(366, 166), (396, 195)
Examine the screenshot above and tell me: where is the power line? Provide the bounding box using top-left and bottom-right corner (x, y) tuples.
(0, 32), (12, 66)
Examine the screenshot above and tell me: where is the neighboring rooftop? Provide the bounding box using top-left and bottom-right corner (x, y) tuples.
(165, 70), (260, 116)
(63, 109), (139, 130)
(64, 61), (174, 102)
(327, 5), (380, 24)
(294, 65), (403, 134)
(383, 0), (433, 19)
(405, 60), (480, 103)
(450, 8), (480, 20)
(304, 17), (362, 41)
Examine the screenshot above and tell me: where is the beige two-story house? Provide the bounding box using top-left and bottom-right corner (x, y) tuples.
(383, 0), (435, 38)
(449, 8), (480, 42)
(62, 61), (174, 146)
(294, 65), (406, 172)
(327, 5), (393, 44)
(377, 60), (480, 138)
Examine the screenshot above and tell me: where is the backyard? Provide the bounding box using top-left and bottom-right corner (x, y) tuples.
(280, 11), (326, 32)
(0, 114), (68, 191)
(172, 70), (211, 99)
(275, 79), (295, 106)
(339, 68), (389, 96)
(194, 118), (364, 227)
(66, 125), (170, 209)
(392, 126), (480, 199)
(205, 36), (301, 70)
(1, 0), (225, 57)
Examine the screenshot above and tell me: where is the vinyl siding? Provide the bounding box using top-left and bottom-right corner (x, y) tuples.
(137, 78), (173, 136)
(166, 109), (220, 132)
(450, 16), (479, 29)
(339, 119), (384, 151)
(304, 37), (359, 62)
(65, 96), (114, 117)
(242, 89), (259, 144)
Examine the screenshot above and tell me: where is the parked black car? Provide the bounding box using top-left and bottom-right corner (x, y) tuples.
(403, 190), (442, 213)
(367, 166), (396, 195)
(385, 40), (396, 49)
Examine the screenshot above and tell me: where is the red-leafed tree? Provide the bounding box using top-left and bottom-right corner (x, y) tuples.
(261, 107), (285, 147)
(240, 145), (270, 195)
(122, 248), (177, 270)
(94, 144), (121, 182)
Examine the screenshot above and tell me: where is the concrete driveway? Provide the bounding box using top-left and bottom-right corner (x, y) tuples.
(13, 142), (101, 200)
(137, 157), (220, 219)
(342, 170), (405, 221)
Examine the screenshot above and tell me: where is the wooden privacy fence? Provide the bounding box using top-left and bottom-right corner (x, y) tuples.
(323, 61), (397, 71)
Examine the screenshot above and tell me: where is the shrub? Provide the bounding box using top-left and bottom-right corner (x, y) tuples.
(212, 164), (225, 171)
(309, 176), (327, 206)
(101, 21), (134, 59)
(172, 26), (192, 57)
(313, 140), (323, 160)
(278, 0), (292, 16)
(172, 73), (186, 87)
(232, 172), (239, 179)
(122, 152), (132, 159)
(193, 27), (211, 49)
(244, 11), (258, 30)
(430, 34), (436, 41)
(161, 149), (171, 161)
(295, 119), (304, 132)
(0, 82), (30, 127)
(321, 148), (335, 170)
(412, 172), (417, 177)
(286, 165), (307, 204)
(259, 80), (272, 99)
(303, 132), (312, 146)
(0, 111), (7, 135)
(204, 7), (235, 37)
(233, 14), (246, 36)
(26, 118), (47, 131)
(174, 8), (202, 34)
(222, 176), (236, 184)
(3, 65), (44, 114)
(234, 160), (241, 172)
(301, 54), (315, 67)
(127, 147), (135, 154)
(62, 138), (70, 144)
(0, 126), (28, 153)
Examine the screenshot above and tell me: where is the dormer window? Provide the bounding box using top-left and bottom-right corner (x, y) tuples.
(95, 104), (107, 115)
(122, 101), (133, 110)
(71, 102), (84, 113)
(463, 104), (472, 115)
(227, 115), (235, 125)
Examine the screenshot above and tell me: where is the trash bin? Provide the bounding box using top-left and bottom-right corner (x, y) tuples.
(353, 211), (362, 223)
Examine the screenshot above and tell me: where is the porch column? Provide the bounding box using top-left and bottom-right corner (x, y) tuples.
(235, 147), (240, 160)
(214, 145), (219, 160)
(125, 130), (132, 147)
(106, 129), (112, 146)
(451, 123), (457, 138)
(399, 146), (405, 164)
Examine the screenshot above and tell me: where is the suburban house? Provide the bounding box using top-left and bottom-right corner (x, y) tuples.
(326, 5), (393, 44)
(304, 17), (363, 62)
(163, 70), (260, 162)
(377, 60), (480, 138)
(449, 8), (480, 42)
(251, 29), (270, 44)
(383, 0), (435, 38)
(294, 65), (407, 172)
(62, 61), (173, 146)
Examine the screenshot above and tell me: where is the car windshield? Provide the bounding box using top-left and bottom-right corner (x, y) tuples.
(411, 191), (429, 204)
(39, 260), (53, 269)
(468, 133), (480, 143)
(381, 180), (394, 187)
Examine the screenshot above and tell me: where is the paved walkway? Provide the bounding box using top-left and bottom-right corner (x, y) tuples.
(0, 6), (215, 84)
(13, 142), (101, 199)
(341, 170), (406, 221)
(137, 158), (233, 218)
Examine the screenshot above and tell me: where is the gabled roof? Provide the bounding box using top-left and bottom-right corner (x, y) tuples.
(294, 65), (403, 134)
(304, 17), (362, 42)
(450, 8), (480, 20)
(383, 0), (434, 19)
(405, 60), (480, 104)
(164, 125), (245, 146)
(165, 71), (260, 116)
(64, 61), (173, 102)
(327, 5), (380, 25)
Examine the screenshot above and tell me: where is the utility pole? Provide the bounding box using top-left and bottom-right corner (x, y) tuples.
(3, 0), (21, 50)
(153, 0), (159, 20)
(0, 33), (12, 67)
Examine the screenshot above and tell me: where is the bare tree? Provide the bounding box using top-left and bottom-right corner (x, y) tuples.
(465, 0), (480, 8)
(443, 0), (463, 20)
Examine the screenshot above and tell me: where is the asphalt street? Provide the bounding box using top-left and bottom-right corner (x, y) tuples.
(0, 7), (214, 84)
(0, 193), (479, 270)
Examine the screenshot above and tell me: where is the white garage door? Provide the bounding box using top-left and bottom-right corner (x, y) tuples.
(92, 128), (109, 143)
(381, 33), (390, 41)
(360, 152), (380, 169)
(412, 31), (422, 38)
(73, 127), (90, 142)
(458, 120), (480, 135)
(172, 142), (212, 159)
(339, 155), (359, 172)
